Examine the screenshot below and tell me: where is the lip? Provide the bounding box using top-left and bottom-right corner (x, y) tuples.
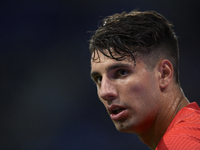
(107, 105), (128, 121)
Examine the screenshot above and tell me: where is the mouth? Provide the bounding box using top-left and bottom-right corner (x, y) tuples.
(112, 108), (126, 114)
(108, 105), (128, 121)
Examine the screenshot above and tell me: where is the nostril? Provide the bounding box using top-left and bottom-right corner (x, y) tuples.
(100, 93), (117, 101)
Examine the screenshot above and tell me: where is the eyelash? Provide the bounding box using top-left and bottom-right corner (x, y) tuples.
(94, 76), (102, 83)
(115, 69), (128, 78)
(118, 69), (128, 75)
(94, 69), (128, 84)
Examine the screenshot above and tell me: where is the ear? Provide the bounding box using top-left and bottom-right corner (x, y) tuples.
(158, 59), (174, 89)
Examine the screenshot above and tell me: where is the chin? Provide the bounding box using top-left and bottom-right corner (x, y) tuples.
(114, 122), (135, 133)
(116, 126), (135, 133)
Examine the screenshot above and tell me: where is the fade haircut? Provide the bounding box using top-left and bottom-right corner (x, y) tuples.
(89, 10), (179, 83)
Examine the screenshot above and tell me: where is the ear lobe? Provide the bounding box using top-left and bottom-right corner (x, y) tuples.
(159, 59), (174, 89)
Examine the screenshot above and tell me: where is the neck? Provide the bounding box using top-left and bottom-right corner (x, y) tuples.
(137, 85), (189, 150)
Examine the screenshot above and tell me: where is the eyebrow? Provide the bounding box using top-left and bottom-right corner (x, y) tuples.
(90, 63), (132, 79)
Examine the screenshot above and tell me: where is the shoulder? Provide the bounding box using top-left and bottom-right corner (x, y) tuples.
(156, 102), (200, 150)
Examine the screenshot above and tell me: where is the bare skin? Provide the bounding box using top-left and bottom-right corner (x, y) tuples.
(91, 51), (189, 149)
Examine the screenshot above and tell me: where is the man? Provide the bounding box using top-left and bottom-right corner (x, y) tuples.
(89, 10), (200, 149)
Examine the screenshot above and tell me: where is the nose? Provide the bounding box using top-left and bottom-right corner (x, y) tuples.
(98, 77), (117, 101)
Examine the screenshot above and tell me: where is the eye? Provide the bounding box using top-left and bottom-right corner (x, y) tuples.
(118, 69), (128, 76)
(95, 76), (102, 83)
(114, 69), (129, 79)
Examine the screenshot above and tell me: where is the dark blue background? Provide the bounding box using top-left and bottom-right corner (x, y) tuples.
(1, 0), (200, 149)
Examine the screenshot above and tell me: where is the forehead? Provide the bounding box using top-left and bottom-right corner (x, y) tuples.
(91, 50), (135, 71)
(91, 49), (134, 62)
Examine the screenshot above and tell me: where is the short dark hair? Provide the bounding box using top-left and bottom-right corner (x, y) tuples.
(89, 10), (179, 83)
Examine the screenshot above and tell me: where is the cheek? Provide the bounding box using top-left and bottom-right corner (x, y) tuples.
(97, 87), (102, 100)
(97, 90), (105, 104)
(122, 76), (156, 106)
(122, 78), (147, 95)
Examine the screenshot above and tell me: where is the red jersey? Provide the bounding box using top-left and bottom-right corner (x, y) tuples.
(156, 102), (200, 150)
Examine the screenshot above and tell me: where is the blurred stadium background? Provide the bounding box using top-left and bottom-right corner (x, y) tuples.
(0, 0), (200, 149)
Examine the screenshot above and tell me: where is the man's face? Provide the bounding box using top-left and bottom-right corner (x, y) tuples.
(91, 51), (162, 134)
